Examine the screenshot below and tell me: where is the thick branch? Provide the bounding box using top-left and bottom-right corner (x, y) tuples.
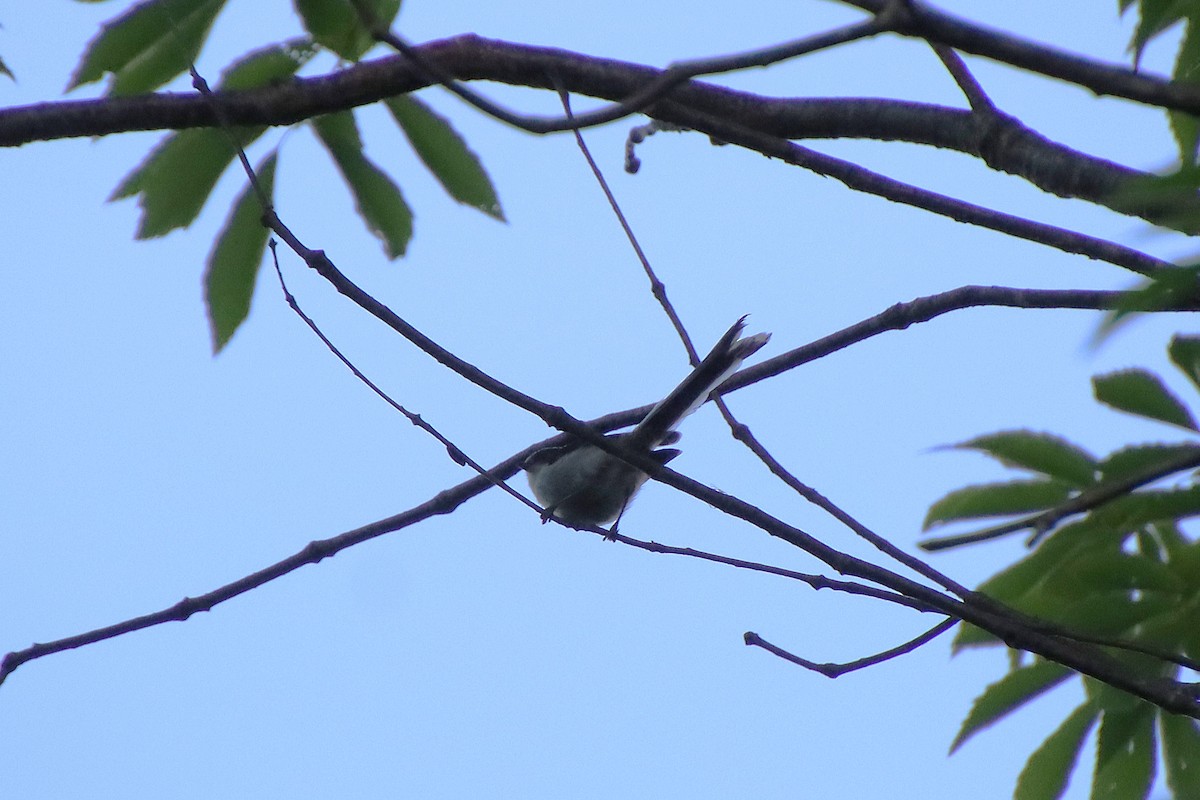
(842, 0), (1200, 115)
(2, 36), (1194, 232)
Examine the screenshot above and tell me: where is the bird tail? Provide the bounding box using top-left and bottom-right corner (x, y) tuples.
(625, 316), (770, 450)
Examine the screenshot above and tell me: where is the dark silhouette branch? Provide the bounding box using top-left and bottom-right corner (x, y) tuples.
(359, 8), (898, 135)
(181, 197), (1200, 715)
(3, 36), (1195, 237)
(842, 0), (1200, 116)
(744, 621), (957, 677)
(727, 285), (1200, 395)
(7, 271), (1200, 712)
(631, 100), (1178, 274)
(556, 85), (700, 363)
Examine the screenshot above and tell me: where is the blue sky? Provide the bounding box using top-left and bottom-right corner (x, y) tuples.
(1, 2), (1195, 798)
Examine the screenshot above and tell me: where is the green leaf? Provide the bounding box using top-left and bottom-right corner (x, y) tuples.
(1128, 0), (1192, 69)
(1014, 701), (1099, 800)
(1094, 369), (1198, 431)
(1099, 442), (1200, 483)
(1088, 486), (1200, 531)
(204, 151), (277, 353)
(1094, 265), (1200, 344)
(219, 38), (319, 90)
(0, 54), (13, 81)
(1171, 19), (1200, 163)
(974, 520), (1107, 603)
(69, 0), (228, 95)
(1057, 548), (1182, 594)
(951, 431), (1097, 488)
(110, 128), (251, 237)
(951, 521), (1124, 652)
(294, 0), (401, 61)
(1154, 521), (1200, 577)
(1022, 589), (1175, 640)
(1169, 334), (1200, 393)
(1171, 109), (1200, 167)
(1162, 711), (1200, 798)
(108, 42), (312, 237)
(1092, 702), (1156, 800)
(923, 480), (1073, 530)
(950, 660), (1073, 754)
(312, 111), (413, 258)
(385, 96), (505, 220)
(951, 621), (1000, 650)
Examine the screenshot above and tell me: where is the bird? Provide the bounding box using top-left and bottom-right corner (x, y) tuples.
(523, 317), (770, 528)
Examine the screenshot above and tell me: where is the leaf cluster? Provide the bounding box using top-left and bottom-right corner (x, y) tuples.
(66, 0), (504, 351)
(930, 334), (1200, 799)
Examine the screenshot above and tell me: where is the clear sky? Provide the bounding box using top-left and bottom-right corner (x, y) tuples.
(1, 2), (1194, 798)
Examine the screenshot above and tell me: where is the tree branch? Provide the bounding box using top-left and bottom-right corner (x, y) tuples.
(841, 0), (1200, 115)
(744, 621), (957, 677)
(3, 36), (1195, 235)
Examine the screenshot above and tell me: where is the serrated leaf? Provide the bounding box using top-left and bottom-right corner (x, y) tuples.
(1162, 711), (1200, 798)
(385, 96), (505, 220)
(1099, 442), (1200, 483)
(952, 621), (999, 651)
(952, 522), (1121, 654)
(1180, 14), (1200, 83)
(1014, 702), (1099, 800)
(110, 127), (253, 237)
(1171, 110), (1200, 166)
(108, 42), (311, 237)
(1153, 521), (1200, 577)
(220, 38), (318, 91)
(1059, 546), (1182, 594)
(952, 431), (1097, 488)
(950, 660), (1073, 754)
(294, 0), (401, 61)
(1170, 334), (1200, 393)
(974, 520), (1109, 601)
(1088, 486), (1200, 531)
(1026, 589), (1176, 639)
(1171, 19), (1200, 163)
(204, 151), (277, 353)
(312, 111), (412, 258)
(1094, 369), (1198, 431)
(1128, 0), (1191, 69)
(923, 480), (1072, 530)
(1095, 265), (1200, 344)
(1109, 166), (1200, 239)
(69, 0), (228, 95)
(1092, 702), (1156, 800)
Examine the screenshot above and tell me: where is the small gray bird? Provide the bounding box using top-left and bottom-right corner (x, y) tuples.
(524, 317), (770, 527)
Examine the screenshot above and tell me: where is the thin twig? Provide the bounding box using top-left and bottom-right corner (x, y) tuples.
(555, 84), (698, 362)
(931, 44), (996, 114)
(266, 241), (541, 514)
(350, 0), (897, 135)
(919, 447), (1200, 551)
(726, 286), (1200, 396)
(744, 620), (957, 677)
(726, 417), (975, 599)
(638, 100), (1178, 277)
(0, 447), (537, 687)
(194, 55), (545, 514)
(600, 531), (944, 614)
